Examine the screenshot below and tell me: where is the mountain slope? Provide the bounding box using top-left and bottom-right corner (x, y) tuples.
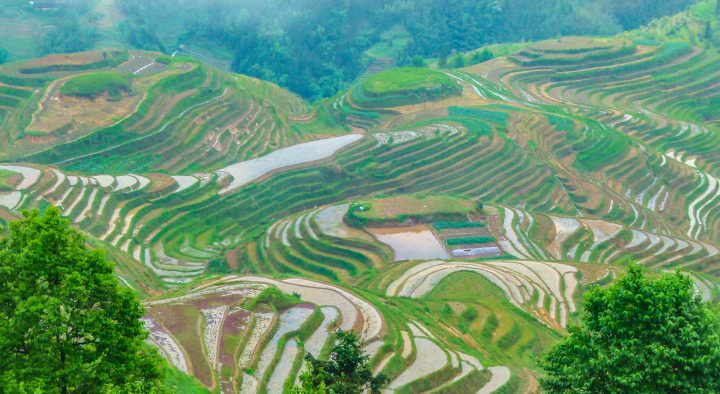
(1, 2), (720, 392)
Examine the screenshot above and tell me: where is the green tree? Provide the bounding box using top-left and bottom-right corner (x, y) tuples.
(0, 47), (8, 65)
(0, 208), (166, 393)
(409, 55), (426, 67)
(294, 330), (387, 394)
(542, 265), (720, 393)
(42, 19), (98, 54)
(451, 54), (466, 68)
(461, 306), (478, 322)
(470, 49), (493, 65)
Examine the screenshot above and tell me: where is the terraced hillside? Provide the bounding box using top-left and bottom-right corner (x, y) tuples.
(3, 3), (720, 391)
(143, 267), (580, 393)
(0, 50), (322, 171)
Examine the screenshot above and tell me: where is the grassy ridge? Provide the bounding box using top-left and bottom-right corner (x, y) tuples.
(353, 67), (461, 107)
(61, 71), (132, 98)
(363, 67), (457, 96)
(347, 195), (476, 226)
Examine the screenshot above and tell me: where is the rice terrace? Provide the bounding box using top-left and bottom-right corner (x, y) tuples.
(1, 0), (720, 393)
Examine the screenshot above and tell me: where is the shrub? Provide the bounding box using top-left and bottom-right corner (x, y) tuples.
(461, 306), (479, 322)
(156, 55), (172, 65)
(206, 257), (231, 274)
(244, 287), (301, 311)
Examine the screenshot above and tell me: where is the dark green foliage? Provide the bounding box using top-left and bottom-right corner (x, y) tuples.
(409, 55), (426, 67)
(432, 221), (485, 230)
(446, 236), (496, 245)
(461, 306), (479, 322)
(294, 330), (387, 394)
(42, 18), (98, 55)
(155, 55), (172, 65)
(470, 49), (493, 65)
(450, 54), (466, 68)
(112, 0), (691, 99)
(0, 47), (7, 64)
(117, 20), (166, 53)
(542, 265), (720, 393)
(206, 258), (231, 274)
(0, 208), (166, 393)
(244, 287), (301, 311)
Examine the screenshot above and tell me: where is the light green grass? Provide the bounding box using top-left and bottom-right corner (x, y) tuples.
(350, 195), (475, 222)
(362, 67), (456, 96)
(61, 71), (131, 98)
(163, 362), (210, 393)
(425, 271), (560, 366)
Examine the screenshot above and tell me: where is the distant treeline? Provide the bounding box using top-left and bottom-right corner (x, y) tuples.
(13, 0), (695, 99)
(27, 0), (99, 55)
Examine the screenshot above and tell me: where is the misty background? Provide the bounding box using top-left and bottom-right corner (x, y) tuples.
(0, 0), (693, 99)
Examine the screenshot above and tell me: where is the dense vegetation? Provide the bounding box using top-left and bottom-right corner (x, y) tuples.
(0, 208), (166, 393)
(0, 0), (691, 99)
(0, 0), (100, 57)
(295, 330), (387, 394)
(116, 0), (691, 99)
(42, 19), (99, 55)
(542, 266), (720, 393)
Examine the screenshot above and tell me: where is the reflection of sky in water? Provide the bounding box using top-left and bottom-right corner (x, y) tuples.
(218, 134), (362, 194)
(370, 228), (449, 261)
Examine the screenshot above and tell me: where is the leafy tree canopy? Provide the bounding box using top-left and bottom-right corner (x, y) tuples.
(42, 18), (98, 55)
(294, 330), (387, 394)
(0, 208), (166, 393)
(115, 0), (692, 100)
(542, 265), (720, 393)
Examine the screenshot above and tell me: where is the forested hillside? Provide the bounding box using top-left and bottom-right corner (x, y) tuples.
(117, 0), (695, 99)
(0, 0), (693, 99)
